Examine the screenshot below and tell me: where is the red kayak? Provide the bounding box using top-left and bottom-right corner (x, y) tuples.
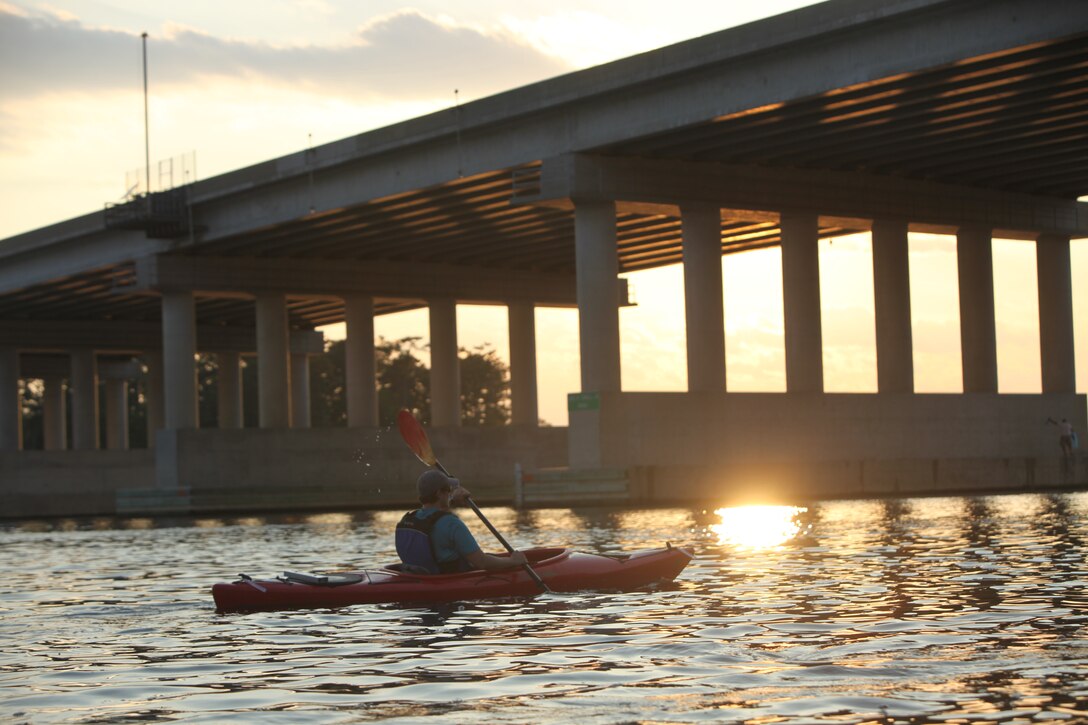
(212, 545), (694, 612)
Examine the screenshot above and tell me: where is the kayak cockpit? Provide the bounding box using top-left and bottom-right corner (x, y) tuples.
(525, 547), (568, 564)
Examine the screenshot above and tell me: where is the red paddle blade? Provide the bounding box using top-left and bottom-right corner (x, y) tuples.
(397, 409), (436, 466)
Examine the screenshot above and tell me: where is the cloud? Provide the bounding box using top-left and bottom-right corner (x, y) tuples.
(0, 6), (570, 101)
(501, 10), (663, 68)
(909, 232), (957, 254)
(0, 106), (18, 153)
(822, 305), (875, 348)
(291, 0), (336, 17)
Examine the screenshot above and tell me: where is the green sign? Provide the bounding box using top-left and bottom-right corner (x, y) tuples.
(567, 392), (600, 412)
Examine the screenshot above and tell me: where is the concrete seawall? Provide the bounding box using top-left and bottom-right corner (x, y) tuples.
(2, 450), (155, 518)
(570, 392), (1086, 468)
(3, 403), (1085, 519)
(2, 426), (570, 519)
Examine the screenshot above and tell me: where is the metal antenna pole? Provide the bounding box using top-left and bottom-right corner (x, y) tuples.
(454, 89), (464, 178)
(307, 133), (315, 214)
(142, 32), (150, 199)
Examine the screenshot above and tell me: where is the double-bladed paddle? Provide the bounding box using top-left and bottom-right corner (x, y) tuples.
(396, 409), (551, 593)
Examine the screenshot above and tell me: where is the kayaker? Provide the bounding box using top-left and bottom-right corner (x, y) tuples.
(396, 470), (528, 574)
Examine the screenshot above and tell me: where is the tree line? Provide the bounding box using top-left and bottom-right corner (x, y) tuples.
(19, 337), (512, 449)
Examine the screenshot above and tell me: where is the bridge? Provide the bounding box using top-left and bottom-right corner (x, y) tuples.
(2, 0), (1086, 516)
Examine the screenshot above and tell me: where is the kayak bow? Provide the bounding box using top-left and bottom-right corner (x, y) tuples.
(212, 545), (693, 612)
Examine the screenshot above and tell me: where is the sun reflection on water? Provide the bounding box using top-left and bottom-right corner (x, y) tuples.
(712, 505), (807, 549)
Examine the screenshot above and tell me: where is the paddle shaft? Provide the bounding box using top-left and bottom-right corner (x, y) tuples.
(431, 458), (551, 593)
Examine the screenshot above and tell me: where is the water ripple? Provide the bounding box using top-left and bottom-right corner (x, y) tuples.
(1, 493), (1087, 723)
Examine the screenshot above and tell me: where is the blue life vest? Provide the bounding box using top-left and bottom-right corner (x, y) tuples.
(395, 510), (466, 574)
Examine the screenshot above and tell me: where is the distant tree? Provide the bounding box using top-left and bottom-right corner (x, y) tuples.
(20, 380), (43, 449)
(197, 354), (218, 429)
(303, 335), (510, 427)
(76, 361), (147, 448)
(242, 356), (259, 428)
(310, 339), (346, 427)
(20, 365), (145, 450)
(306, 336), (429, 427)
(377, 336), (430, 426)
(459, 344), (510, 426)
(193, 353), (259, 429)
(127, 377), (146, 448)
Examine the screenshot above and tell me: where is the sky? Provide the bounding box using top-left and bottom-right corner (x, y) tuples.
(1, 0), (1085, 425)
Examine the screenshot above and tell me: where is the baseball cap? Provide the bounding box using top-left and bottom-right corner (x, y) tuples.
(417, 470), (459, 500)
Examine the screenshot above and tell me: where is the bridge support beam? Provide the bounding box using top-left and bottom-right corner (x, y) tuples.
(70, 348), (99, 449)
(256, 293), (291, 429)
(1037, 233), (1077, 393)
(105, 378), (129, 450)
(144, 351), (164, 446)
(0, 346), (20, 451)
(575, 201), (621, 393)
(508, 301), (538, 426)
(217, 350), (243, 428)
(429, 298), (460, 426)
(781, 211), (823, 393)
(291, 352), (311, 429)
(162, 291), (198, 430)
(872, 219), (914, 392)
(957, 226), (998, 393)
(345, 295), (378, 427)
(682, 204), (726, 392)
(42, 374), (66, 451)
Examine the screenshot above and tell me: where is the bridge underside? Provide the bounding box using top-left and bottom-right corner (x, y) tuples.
(4, 17), (1085, 327)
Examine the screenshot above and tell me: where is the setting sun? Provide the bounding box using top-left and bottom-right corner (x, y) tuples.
(711, 505), (807, 549)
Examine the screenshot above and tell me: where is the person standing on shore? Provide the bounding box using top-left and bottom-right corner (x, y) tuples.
(1047, 417), (1077, 459)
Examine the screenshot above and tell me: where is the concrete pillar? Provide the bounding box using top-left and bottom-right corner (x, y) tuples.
(104, 378), (129, 450)
(344, 295), (378, 427)
(1037, 234), (1077, 393)
(42, 374), (66, 451)
(682, 204), (726, 392)
(872, 219), (914, 393)
(144, 351), (165, 447)
(781, 211), (823, 393)
(956, 226), (998, 393)
(508, 301), (539, 426)
(256, 293), (291, 428)
(70, 348), (98, 450)
(162, 291), (198, 429)
(429, 297), (461, 427)
(575, 201), (622, 393)
(217, 350), (243, 428)
(291, 352), (311, 429)
(0, 347), (20, 451)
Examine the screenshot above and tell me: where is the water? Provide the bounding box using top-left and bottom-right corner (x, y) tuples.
(2, 493), (1087, 724)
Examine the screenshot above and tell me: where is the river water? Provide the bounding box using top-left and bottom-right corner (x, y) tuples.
(2, 492), (1087, 724)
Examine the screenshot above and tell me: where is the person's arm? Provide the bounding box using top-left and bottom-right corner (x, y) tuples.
(466, 549), (528, 570)
(448, 487), (529, 570)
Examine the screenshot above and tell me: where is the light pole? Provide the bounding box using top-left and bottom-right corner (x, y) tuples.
(142, 32), (150, 201)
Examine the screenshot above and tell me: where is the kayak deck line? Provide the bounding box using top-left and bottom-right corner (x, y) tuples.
(280, 571), (366, 586)
(212, 545), (694, 613)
